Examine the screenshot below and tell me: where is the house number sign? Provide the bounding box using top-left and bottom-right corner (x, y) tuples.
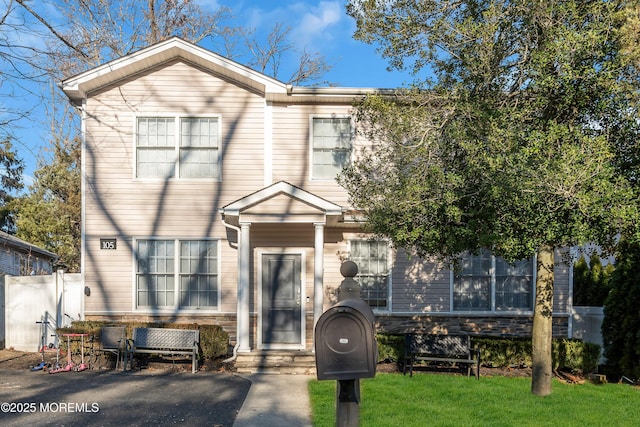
(100, 238), (117, 250)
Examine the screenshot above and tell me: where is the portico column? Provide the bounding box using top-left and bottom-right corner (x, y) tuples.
(313, 223), (325, 329)
(238, 222), (251, 352)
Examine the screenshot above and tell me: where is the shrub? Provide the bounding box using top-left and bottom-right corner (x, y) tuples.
(602, 239), (640, 380)
(474, 337), (532, 368)
(573, 254), (614, 306)
(376, 334), (404, 362)
(376, 333), (600, 374)
(57, 321), (229, 360)
(552, 339), (600, 374)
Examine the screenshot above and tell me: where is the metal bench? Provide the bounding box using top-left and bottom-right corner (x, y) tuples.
(93, 326), (127, 370)
(126, 328), (200, 373)
(403, 334), (480, 379)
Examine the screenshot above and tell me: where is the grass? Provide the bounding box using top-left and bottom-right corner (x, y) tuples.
(309, 373), (640, 427)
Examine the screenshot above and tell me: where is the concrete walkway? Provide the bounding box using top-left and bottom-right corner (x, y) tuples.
(234, 373), (313, 427)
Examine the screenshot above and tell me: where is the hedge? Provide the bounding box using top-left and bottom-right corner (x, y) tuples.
(376, 334), (601, 374)
(57, 321), (229, 361)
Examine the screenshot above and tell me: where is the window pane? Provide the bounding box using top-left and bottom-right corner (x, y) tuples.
(180, 118), (219, 178)
(137, 118), (175, 178)
(179, 147), (218, 178)
(453, 251), (533, 311)
(350, 240), (389, 309)
(453, 250), (491, 311)
(312, 118), (352, 179)
(495, 258), (533, 310)
(136, 240), (175, 308)
(179, 240), (218, 308)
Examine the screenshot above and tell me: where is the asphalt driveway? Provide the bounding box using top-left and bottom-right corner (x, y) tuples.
(0, 369), (250, 426)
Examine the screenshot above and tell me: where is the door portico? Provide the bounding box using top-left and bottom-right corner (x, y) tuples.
(220, 181), (344, 352)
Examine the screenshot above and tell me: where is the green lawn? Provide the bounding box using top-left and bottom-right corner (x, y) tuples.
(309, 373), (640, 427)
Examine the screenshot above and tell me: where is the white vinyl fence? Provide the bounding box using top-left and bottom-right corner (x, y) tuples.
(2, 271), (83, 352)
(571, 306), (605, 362)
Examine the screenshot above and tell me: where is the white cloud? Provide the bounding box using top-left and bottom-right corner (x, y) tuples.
(230, 1), (347, 51)
(291, 1), (344, 49)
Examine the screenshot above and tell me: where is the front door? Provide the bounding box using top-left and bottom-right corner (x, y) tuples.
(260, 253), (303, 349)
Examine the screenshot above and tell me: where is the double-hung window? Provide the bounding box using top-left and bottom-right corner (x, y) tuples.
(136, 117), (219, 179)
(453, 249), (534, 312)
(136, 239), (219, 310)
(349, 239), (390, 309)
(311, 117), (352, 179)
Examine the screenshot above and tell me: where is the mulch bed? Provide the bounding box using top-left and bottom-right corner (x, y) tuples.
(0, 348), (229, 373)
(3, 348), (602, 383)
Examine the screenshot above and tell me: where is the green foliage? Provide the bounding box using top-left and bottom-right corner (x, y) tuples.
(376, 334), (599, 374)
(343, 0), (638, 262)
(310, 374), (640, 427)
(602, 239), (640, 380)
(573, 254), (615, 306)
(477, 337), (599, 374)
(13, 137), (81, 271)
(0, 139), (24, 233)
(59, 321), (229, 360)
(344, 0), (639, 395)
(474, 337), (533, 368)
(376, 333), (404, 362)
(553, 339), (601, 375)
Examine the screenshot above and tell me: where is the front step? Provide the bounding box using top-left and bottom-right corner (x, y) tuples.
(234, 351), (316, 375)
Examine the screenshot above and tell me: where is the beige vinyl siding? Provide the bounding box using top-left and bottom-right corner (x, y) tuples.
(218, 242), (239, 313)
(84, 60), (268, 313)
(84, 60), (266, 238)
(84, 237), (134, 313)
(391, 249), (452, 312)
(387, 248), (572, 315)
(271, 104), (367, 206)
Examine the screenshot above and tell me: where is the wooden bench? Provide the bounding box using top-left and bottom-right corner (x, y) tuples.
(403, 334), (480, 379)
(126, 328), (200, 373)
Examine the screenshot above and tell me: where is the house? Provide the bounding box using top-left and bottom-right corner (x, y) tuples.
(0, 231), (57, 276)
(60, 37), (573, 355)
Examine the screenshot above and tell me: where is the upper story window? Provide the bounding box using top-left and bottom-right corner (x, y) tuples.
(349, 239), (390, 309)
(311, 117), (352, 180)
(453, 249), (534, 312)
(136, 117), (220, 179)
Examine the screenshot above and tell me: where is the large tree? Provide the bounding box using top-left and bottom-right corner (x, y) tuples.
(13, 136), (81, 271)
(342, 0), (639, 396)
(0, 139), (24, 233)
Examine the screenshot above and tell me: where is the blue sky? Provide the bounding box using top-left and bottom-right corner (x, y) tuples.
(213, 0), (414, 88)
(4, 0), (414, 186)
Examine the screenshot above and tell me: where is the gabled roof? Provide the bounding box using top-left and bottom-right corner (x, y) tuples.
(0, 231), (57, 259)
(61, 37), (289, 103)
(221, 181), (344, 217)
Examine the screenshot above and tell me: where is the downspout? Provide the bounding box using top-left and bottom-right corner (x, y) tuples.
(221, 216), (240, 362)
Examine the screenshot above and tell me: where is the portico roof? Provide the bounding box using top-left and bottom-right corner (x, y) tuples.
(220, 181), (344, 222)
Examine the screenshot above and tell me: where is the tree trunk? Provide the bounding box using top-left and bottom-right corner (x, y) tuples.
(531, 244), (554, 396)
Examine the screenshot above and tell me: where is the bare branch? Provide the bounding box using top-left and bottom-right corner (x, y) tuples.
(15, 0), (89, 59)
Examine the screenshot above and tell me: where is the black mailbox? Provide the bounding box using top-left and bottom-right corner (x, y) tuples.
(314, 298), (377, 381)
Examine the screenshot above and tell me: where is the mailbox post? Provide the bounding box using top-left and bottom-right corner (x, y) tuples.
(314, 261), (377, 427)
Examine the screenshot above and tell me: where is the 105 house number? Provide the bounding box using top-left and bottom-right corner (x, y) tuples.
(100, 238), (117, 250)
